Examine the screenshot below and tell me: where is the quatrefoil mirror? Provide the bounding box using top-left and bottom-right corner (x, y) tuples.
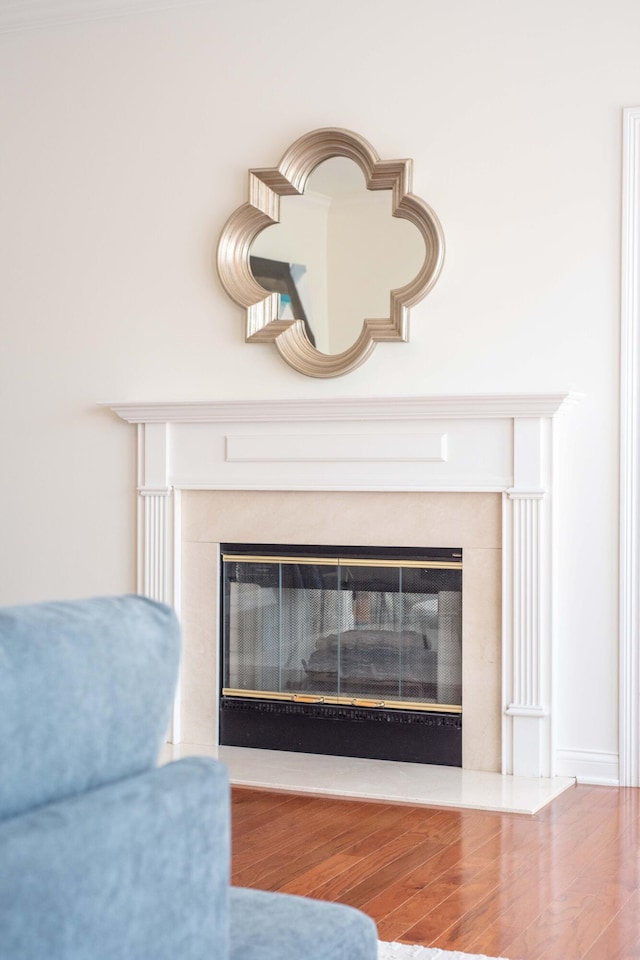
(216, 127), (445, 378)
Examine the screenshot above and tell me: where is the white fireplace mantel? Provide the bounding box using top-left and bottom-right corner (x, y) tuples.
(109, 394), (573, 423)
(110, 393), (579, 779)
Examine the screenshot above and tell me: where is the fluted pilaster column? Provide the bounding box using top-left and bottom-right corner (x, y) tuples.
(502, 417), (552, 777)
(504, 490), (549, 776)
(136, 422), (179, 740)
(139, 487), (173, 603)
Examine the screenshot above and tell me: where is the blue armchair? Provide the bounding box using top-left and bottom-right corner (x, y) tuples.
(0, 595), (378, 960)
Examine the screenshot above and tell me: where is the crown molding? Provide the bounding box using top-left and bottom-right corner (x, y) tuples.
(0, 0), (208, 34)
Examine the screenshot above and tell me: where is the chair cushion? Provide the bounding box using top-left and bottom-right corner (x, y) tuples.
(229, 887), (378, 960)
(0, 595), (180, 820)
(0, 757), (229, 960)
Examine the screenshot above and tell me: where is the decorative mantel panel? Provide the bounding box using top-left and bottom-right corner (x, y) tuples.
(110, 394), (578, 779)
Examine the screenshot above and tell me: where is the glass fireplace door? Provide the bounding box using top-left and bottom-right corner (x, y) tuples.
(222, 545), (462, 712)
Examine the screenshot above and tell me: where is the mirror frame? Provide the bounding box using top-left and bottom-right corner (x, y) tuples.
(216, 127), (445, 378)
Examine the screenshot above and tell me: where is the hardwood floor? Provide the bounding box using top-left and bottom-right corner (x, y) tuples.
(231, 783), (640, 960)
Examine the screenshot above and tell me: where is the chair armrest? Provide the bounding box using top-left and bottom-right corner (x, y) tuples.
(0, 757), (229, 960)
(230, 887), (378, 960)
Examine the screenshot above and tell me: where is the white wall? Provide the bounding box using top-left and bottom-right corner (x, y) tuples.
(0, 0), (636, 778)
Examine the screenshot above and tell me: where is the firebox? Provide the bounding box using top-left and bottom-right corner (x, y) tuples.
(219, 543), (463, 766)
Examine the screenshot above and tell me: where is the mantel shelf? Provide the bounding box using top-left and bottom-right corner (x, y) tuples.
(106, 393), (582, 425)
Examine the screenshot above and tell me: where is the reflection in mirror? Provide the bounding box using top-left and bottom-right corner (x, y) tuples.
(249, 256), (316, 347)
(250, 157), (425, 355)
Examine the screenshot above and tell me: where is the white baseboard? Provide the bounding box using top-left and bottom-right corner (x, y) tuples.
(555, 748), (619, 786)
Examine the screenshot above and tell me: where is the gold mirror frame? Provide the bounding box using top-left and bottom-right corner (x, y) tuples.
(216, 127), (445, 378)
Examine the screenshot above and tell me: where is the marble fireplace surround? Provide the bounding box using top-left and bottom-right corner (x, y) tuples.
(110, 393), (577, 782)
(181, 488), (500, 772)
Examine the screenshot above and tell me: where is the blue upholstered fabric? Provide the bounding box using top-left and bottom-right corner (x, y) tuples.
(230, 887), (378, 960)
(0, 595), (378, 960)
(0, 595), (180, 820)
(0, 758), (229, 960)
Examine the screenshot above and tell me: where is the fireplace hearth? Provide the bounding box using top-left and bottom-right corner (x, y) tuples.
(219, 543), (463, 765)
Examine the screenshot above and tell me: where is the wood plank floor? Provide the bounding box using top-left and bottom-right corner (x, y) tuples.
(231, 783), (640, 960)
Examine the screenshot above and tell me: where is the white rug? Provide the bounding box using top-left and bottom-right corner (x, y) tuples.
(378, 942), (508, 960)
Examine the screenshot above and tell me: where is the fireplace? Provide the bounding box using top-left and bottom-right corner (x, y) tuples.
(219, 543), (463, 765)
(109, 393), (578, 781)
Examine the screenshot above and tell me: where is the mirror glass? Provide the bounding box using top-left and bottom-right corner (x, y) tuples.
(249, 157), (426, 355)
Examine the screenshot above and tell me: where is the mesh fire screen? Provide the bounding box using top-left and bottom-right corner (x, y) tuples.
(221, 544), (462, 712)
